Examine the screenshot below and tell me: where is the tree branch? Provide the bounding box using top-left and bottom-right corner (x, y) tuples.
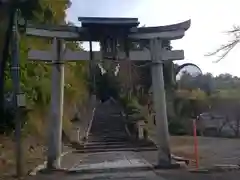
(205, 26), (240, 62)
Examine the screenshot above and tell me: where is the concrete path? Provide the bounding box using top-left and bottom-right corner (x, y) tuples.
(30, 150), (164, 180)
(65, 151), (163, 179)
(69, 151), (151, 172)
(30, 171), (164, 180)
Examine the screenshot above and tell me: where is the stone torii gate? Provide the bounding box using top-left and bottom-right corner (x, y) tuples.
(26, 17), (190, 169)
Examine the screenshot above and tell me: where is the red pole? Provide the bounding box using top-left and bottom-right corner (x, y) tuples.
(193, 119), (199, 169)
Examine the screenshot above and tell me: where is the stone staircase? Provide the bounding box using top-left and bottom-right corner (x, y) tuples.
(73, 100), (156, 153)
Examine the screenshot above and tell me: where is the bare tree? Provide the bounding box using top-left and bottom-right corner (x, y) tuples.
(206, 26), (240, 62)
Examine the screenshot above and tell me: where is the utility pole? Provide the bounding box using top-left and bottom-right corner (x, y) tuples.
(47, 38), (65, 169)
(11, 9), (25, 178)
(150, 39), (171, 167)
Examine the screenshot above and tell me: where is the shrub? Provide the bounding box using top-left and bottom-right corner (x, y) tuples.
(168, 117), (188, 135)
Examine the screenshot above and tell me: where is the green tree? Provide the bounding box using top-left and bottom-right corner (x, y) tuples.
(0, 0), (44, 116)
(1, 0), (89, 135)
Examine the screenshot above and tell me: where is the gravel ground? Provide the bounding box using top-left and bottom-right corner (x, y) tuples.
(0, 135), (77, 180)
(147, 134), (240, 168)
(154, 169), (240, 180)
(0, 135), (46, 179)
(170, 136), (240, 167)
(137, 135), (240, 180)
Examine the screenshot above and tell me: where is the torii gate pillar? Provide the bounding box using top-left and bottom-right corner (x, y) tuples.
(47, 38), (65, 169)
(150, 39), (171, 167)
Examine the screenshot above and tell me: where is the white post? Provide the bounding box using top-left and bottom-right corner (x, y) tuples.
(150, 38), (171, 167)
(47, 38), (65, 169)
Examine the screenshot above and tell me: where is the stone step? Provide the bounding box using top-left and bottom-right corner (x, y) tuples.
(83, 143), (155, 150)
(72, 147), (157, 153)
(85, 141), (130, 146)
(83, 144), (134, 150)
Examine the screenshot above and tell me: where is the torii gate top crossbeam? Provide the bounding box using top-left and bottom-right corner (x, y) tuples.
(26, 17), (191, 41)
(137, 20), (191, 33)
(129, 20), (191, 40)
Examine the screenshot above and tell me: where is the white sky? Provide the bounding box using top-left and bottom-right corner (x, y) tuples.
(66, 0), (240, 77)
